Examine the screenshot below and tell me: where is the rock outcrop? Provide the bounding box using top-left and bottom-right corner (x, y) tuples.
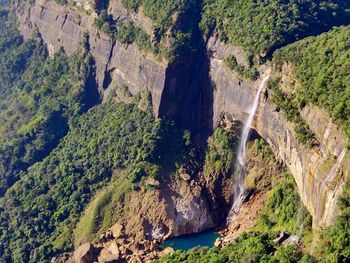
(207, 34), (350, 227)
(68, 176), (231, 263)
(16, 0), (167, 115)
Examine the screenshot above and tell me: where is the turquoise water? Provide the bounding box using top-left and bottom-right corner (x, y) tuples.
(162, 231), (220, 250)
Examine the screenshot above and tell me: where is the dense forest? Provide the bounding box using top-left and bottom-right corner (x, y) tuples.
(273, 26), (350, 139)
(0, 9), (99, 196)
(200, 0), (350, 56)
(0, 100), (193, 261)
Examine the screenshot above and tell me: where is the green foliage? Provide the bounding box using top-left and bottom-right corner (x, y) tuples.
(200, 0), (350, 55)
(153, 119), (200, 174)
(94, 11), (152, 52)
(225, 55), (259, 81)
(268, 78), (318, 147)
(73, 171), (131, 247)
(0, 10), (99, 196)
(254, 138), (275, 162)
(0, 98), (198, 261)
(116, 21), (152, 51)
(94, 10), (117, 37)
(256, 173), (312, 237)
(0, 103), (159, 261)
(121, 0), (201, 61)
(122, 0), (187, 39)
(319, 179), (350, 262)
(273, 26), (350, 139)
(203, 128), (237, 177)
(159, 232), (310, 263)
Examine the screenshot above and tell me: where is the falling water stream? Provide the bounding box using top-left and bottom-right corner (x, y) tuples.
(227, 75), (270, 223)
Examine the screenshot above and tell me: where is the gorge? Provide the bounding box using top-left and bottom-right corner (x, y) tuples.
(1, 0), (350, 262)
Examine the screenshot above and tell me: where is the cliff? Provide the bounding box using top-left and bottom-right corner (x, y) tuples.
(207, 34), (350, 227)
(14, 0), (350, 251)
(16, 0), (166, 115)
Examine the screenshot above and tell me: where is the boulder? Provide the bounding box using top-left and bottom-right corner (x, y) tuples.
(108, 242), (120, 256)
(98, 247), (120, 263)
(180, 173), (191, 181)
(146, 178), (160, 188)
(110, 223), (123, 239)
(214, 238), (222, 247)
(158, 247), (174, 258)
(282, 235), (301, 246)
(74, 243), (97, 263)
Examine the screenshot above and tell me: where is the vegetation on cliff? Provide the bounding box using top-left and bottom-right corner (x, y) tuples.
(318, 179), (350, 262)
(203, 127), (237, 178)
(94, 11), (152, 53)
(0, 9), (99, 196)
(255, 173), (312, 238)
(273, 25), (350, 139)
(225, 55), (259, 81)
(200, 0), (350, 56)
(267, 78), (318, 147)
(95, 0), (202, 61)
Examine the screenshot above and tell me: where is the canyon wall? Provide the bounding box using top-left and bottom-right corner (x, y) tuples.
(16, 0), (167, 115)
(207, 34), (350, 227)
(15, 0), (350, 229)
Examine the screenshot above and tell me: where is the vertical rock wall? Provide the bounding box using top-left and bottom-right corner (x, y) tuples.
(207, 34), (349, 227)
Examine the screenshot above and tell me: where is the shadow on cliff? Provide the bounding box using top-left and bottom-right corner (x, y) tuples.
(156, 1), (232, 229)
(158, 1), (214, 138)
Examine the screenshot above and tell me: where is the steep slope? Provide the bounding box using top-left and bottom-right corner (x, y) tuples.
(3, 0), (350, 262)
(208, 32), (350, 227)
(0, 9), (99, 196)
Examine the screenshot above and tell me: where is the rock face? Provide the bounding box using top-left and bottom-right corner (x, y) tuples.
(207, 34), (350, 227)
(16, 0), (167, 115)
(14, 0), (350, 257)
(69, 177), (230, 262)
(15, 0), (211, 133)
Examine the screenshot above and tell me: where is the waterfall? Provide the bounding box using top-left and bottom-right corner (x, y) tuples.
(228, 75), (270, 223)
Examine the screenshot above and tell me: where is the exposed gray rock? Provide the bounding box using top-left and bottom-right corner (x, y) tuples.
(16, 0), (167, 115)
(207, 34), (350, 228)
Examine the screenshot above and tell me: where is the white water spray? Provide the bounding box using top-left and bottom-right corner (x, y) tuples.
(228, 75), (270, 223)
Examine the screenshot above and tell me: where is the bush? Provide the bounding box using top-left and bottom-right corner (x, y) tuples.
(268, 78), (318, 147)
(256, 173), (312, 237)
(225, 55), (258, 80)
(319, 178), (350, 262)
(203, 128), (238, 178)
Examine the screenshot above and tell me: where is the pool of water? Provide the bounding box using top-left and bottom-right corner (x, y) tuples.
(162, 231), (220, 251)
